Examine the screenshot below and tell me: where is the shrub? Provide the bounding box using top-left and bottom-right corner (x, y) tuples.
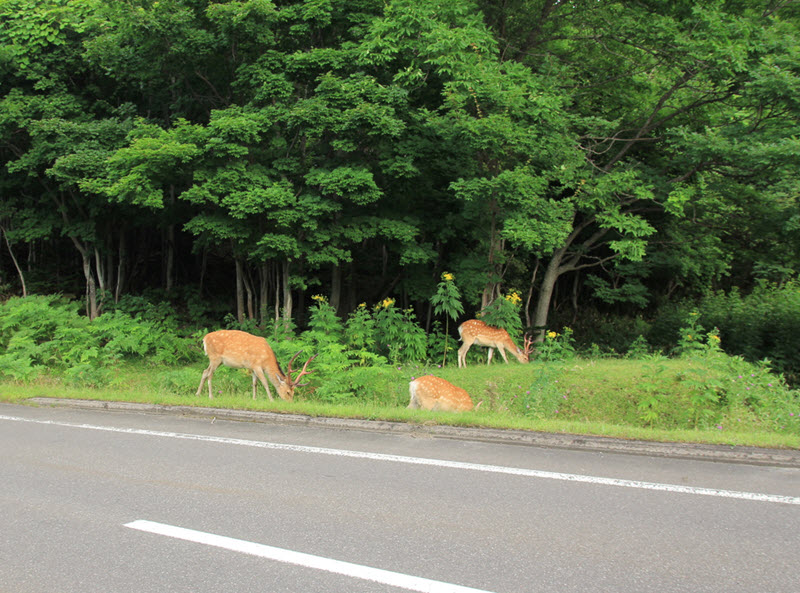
(479, 292), (523, 338)
(373, 299), (427, 362)
(536, 328), (576, 362)
(554, 308), (652, 355)
(0, 295), (195, 384)
(699, 282), (800, 384)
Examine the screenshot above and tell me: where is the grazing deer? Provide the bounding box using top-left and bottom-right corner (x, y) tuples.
(408, 375), (474, 412)
(457, 319), (532, 368)
(195, 330), (314, 401)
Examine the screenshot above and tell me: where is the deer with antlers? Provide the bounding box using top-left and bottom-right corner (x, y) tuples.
(457, 319), (533, 368)
(408, 375), (475, 412)
(196, 330), (315, 401)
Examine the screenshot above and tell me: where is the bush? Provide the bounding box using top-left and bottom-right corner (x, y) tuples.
(373, 299), (427, 363)
(699, 282), (800, 384)
(0, 295), (196, 384)
(556, 308), (653, 356)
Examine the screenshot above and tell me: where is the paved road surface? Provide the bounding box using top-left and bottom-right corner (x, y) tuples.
(1, 403), (797, 592)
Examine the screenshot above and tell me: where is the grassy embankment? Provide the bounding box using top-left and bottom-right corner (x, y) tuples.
(2, 355), (799, 450)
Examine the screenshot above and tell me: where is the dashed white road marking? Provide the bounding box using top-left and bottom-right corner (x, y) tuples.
(125, 519), (495, 593)
(2, 414), (799, 505)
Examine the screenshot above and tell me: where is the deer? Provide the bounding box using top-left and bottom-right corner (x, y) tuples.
(457, 319), (533, 368)
(408, 375), (475, 412)
(195, 330), (315, 401)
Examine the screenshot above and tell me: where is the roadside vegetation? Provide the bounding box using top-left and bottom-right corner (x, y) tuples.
(1, 292), (798, 450)
(3, 3), (800, 451)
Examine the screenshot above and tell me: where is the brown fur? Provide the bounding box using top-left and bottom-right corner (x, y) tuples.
(457, 319), (528, 368)
(196, 330), (311, 401)
(408, 375), (474, 412)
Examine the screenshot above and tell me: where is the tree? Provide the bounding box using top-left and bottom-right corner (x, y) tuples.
(478, 0), (800, 334)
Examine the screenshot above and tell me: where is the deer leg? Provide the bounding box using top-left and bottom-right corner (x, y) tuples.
(457, 342), (471, 368)
(253, 367), (274, 401)
(486, 348), (494, 365)
(497, 346), (510, 364)
(195, 370), (208, 397)
(407, 384), (420, 409)
(196, 360), (221, 398)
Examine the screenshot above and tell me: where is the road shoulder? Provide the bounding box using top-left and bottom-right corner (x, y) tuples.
(23, 397), (800, 468)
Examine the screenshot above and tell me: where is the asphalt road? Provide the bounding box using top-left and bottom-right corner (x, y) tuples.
(1, 402), (798, 593)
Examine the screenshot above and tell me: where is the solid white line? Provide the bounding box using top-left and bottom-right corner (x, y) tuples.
(125, 519), (494, 593)
(3, 414), (799, 505)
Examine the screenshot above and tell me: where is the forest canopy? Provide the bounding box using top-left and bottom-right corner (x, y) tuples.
(1, 0), (799, 343)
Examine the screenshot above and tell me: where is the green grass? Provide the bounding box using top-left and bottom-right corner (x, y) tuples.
(2, 355), (799, 450)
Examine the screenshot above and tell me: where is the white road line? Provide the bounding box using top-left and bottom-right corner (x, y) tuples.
(125, 519), (495, 593)
(3, 414), (799, 505)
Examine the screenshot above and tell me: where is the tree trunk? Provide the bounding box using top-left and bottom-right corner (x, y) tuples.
(524, 258), (540, 329)
(259, 262), (270, 327)
(53, 192), (100, 319)
(481, 198), (506, 309)
(242, 262), (255, 320)
(571, 270), (581, 326)
(274, 264), (281, 324)
(532, 246), (566, 341)
(235, 257), (245, 323)
(282, 260), (293, 329)
(331, 263), (342, 314)
(1, 226), (27, 297)
(199, 247), (207, 295)
(115, 230), (127, 303)
(164, 224), (175, 294)
(81, 250), (99, 320)
(94, 246), (106, 298)
(66, 235), (100, 320)
(164, 186), (176, 294)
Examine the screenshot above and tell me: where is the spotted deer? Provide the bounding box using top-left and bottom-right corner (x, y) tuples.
(408, 375), (475, 412)
(457, 319), (532, 368)
(196, 330), (314, 400)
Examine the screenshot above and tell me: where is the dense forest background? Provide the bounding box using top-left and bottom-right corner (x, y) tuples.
(2, 0), (800, 369)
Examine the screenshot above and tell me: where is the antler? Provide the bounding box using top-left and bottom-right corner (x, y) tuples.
(523, 334), (535, 358)
(286, 350), (316, 387)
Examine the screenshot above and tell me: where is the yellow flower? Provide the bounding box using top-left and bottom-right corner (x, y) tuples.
(376, 297), (395, 310)
(358, 302), (367, 309)
(311, 294), (326, 303)
(505, 291), (522, 306)
(442, 272), (455, 282)
(547, 331), (558, 339)
(710, 335), (721, 342)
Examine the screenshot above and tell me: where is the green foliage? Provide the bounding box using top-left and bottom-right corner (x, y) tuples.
(426, 320), (456, 368)
(373, 298), (428, 363)
(0, 295), (195, 384)
(636, 361), (671, 427)
(519, 364), (565, 419)
(478, 292), (523, 337)
(698, 283), (800, 383)
(625, 335), (652, 359)
(344, 303), (379, 364)
(430, 272), (464, 321)
(536, 328), (576, 362)
(558, 309), (652, 356)
(2, 293), (798, 442)
(429, 272), (464, 365)
(3, 0), (800, 401)
(303, 345), (397, 404)
(675, 310), (708, 356)
(305, 296), (344, 346)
